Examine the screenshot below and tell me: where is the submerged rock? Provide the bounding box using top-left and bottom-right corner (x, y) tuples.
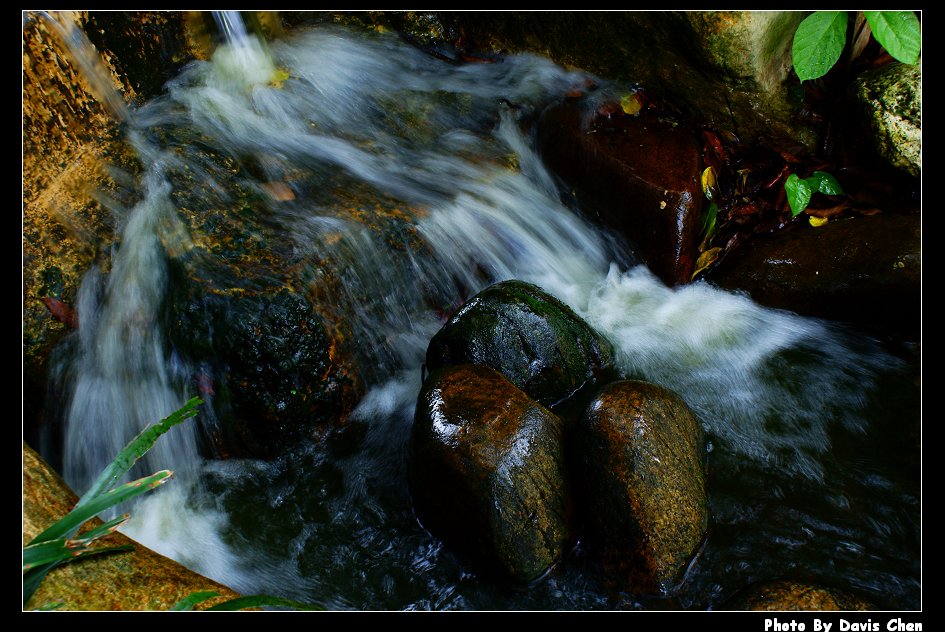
(852, 61), (921, 179)
(576, 380), (708, 594)
(409, 364), (572, 582)
(23, 443), (243, 610)
(728, 579), (876, 611)
(167, 281), (359, 459)
(425, 280), (616, 410)
(707, 214), (920, 336)
(537, 101), (703, 286)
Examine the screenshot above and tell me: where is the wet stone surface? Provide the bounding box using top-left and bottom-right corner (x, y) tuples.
(425, 279), (617, 411)
(409, 364), (572, 582)
(537, 100), (703, 286)
(707, 214), (920, 336)
(575, 379), (708, 595)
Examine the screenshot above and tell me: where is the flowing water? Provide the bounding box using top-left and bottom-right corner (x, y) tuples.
(42, 17), (920, 610)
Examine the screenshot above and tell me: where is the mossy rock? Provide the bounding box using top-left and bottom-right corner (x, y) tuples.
(425, 279), (616, 410)
(728, 579), (876, 611)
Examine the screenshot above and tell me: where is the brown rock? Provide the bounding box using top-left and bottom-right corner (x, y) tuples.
(23, 443), (243, 611)
(707, 214), (920, 335)
(537, 100), (703, 286)
(409, 364), (572, 582)
(576, 380), (707, 594)
(436, 12), (819, 150)
(729, 580), (876, 611)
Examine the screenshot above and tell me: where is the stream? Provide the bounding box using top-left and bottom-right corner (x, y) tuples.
(44, 16), (920, 610)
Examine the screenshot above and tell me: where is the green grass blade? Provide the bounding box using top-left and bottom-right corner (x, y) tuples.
(793, 11), (848, 81)
(204, 594), (326, 611)
(23, 562), (59, 603)
(23, 538), (76, 571)
(78, 397), (202, 507)
(31, 471), (172, 544)
(865, 11), (920, 65)
(170, 590), (221, 611)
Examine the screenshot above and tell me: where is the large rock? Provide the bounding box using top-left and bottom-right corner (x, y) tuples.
(852, 61), (921, 178)
(423, 11), (818, 150)
(536, 101), (703, 286)
(576, 380), (708, 595)
(728, 580), (876, 611)
(707, 214), (920, 335)
(23, 443), (243, 610)
(425, 280), (616, 410)
(166, 281), (359, 459)
(409, 364), (572, 582)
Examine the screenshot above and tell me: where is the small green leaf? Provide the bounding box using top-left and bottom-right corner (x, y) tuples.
(865, 11), (921, 65)
(793, 11), (849, 81)
(806, 171), (844, 196)
(204, 594), (325, 611)
(785, 173), (813, 217)
(33, 600), (65, 611)
(171, 590), (221, 611)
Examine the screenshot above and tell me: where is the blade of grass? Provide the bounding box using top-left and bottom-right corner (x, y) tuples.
(23, 545), (133, 603)
(204, 594), (326, 611)
(78, 397), (202, 507)
(170, 590), (221, 611)
(31, 470), (172, 544)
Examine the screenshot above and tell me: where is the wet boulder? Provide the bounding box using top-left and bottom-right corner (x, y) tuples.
(576, 380), (708, 594)
(425, 279), (616, 410)
(409, 364), (572, 582)
(706, 214), (920, 336)
(536, 100), (703, 286)
(728, 579), (876, 611)
(852, 61), (921, 179)
(166, 282), (359, 459)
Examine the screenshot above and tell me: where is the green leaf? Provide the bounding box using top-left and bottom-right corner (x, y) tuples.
(23, 538), (75, 570)
(23, 546), (133, 604)
(701, 201), (718, 234)
(33, 600), (65, 611)
(204, 594), (325, 611)
(806, 171), (844, 196)
(785, 173), (813, 216)
(865, 11), (921, 65)
(793, 11), (849, 81)
(78, 397), (202, 508)
(22, 562), (58, 603)
(171, 590), (220, 611)
(72, 514), (129, 545)
(31, 470), (173, 545)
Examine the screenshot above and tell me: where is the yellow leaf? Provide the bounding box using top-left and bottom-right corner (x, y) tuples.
(620, 93), (641, 116)
(809, 216), (828, 227)
(701, 166), (718, 202)
(269, 68), (291, 89)
(691, 247), (722, 280)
